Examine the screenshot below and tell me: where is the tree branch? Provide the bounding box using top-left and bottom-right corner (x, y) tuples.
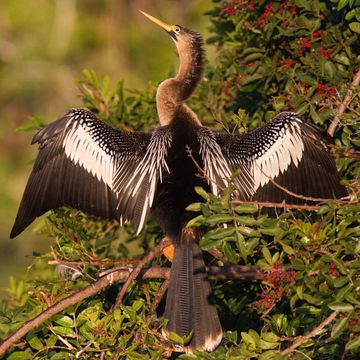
(281, 311), (338, 356)
(113, 237), (172, 308)
(149, 279), (170, 316)
(328, 69), (360, 137)
(232, 199), (324, 211)
(0, 263), (263, 356)
(48, 258), (141, 267)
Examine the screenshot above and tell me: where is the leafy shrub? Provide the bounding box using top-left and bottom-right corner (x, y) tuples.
(1, 0), (359, 359)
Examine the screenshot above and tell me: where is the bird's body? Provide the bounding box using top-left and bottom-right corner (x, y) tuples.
(152, 112), (206, 238)
(11, 12), (347, 352)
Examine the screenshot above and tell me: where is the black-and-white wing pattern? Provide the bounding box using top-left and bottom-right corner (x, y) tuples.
(197, 127), (253, 198)
(114, 126), (172, 233)
(214, 112), (347, 204)
(10, 108), (172, 238)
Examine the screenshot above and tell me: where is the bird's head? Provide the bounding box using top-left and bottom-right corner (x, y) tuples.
(140, 11), (203, 60)
(140, 11), (204, 122)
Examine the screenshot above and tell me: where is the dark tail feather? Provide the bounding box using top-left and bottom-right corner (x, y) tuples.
(163, 228), (222, 352)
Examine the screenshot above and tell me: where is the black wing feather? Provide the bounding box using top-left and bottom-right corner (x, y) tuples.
(10, 108), (172, 238)
(215, 112), (347, 205)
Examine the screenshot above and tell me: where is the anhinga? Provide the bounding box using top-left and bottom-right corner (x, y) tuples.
(11, 12), (347, 352)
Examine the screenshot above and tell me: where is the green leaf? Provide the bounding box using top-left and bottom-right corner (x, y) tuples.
(262, 332), (279, 343)
(349, 22), (360, 33)
(281, 244), (295, 255)
(185, 202), (201, 212)
(26, 333), (43, 351)
(132, 299), (143, 311)
(241, 74), (263, 86)
(16, 116), (44, 132)
(258, 339), (278, 350)
(303, 293), (322, 305)
(7, 352), (32, 360)
(186, 215), (204, 228)
(206, 214), (234, 225)
(241, 332), (257, 350)
(345, 7), (360, 21)
(235, 216), (258, 226)
(53, 314), (74, 327)
(236, 231), (248, 261)
(324, 61), (336, 79)
(46, 334), (57, 347)
(234, 204), (258, 214)
(204, 226), (235, 240)
(337, 0), (349, 10)
(199, 237), (221, 250)
(222, 242), (238, 263)
(346, 336), (360, 350)
(296, 285), (304, 299)
(52, 326), (77, 337)
(168, 331), (185, 345)
(200, 227), (235, 249)
(242, 47), (265, 55)
(331, 317), (348, 339)
(310, 107), (322, 124)
(301, 75), (317, 86)
(334, 53), (350, 65)
(262, 246), (273, 265)
(194, 187), (210, 200)
(328, 302), (354, 312)
(243, 53), (263, 62)
(260, 228), (280, 236)
(336, 283), (353, 301)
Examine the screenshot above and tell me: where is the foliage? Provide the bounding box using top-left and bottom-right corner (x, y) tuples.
(1, 0), (359, 359)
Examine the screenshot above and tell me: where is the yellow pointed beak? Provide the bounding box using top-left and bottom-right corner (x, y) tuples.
(140, 11), (173, 32)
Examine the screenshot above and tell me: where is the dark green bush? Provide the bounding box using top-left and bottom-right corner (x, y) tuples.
(1, 0), (359, 359)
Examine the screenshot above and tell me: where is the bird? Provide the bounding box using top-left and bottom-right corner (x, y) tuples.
(10, 11), (347, 352)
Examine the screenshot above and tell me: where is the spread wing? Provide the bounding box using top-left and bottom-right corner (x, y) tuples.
(11, 108), (172, 238)
(205, 112), (347, 204)
(197, 127), (253, 198)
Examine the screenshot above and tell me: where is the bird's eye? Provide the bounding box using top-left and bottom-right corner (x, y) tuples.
(173, 26), (181, 34)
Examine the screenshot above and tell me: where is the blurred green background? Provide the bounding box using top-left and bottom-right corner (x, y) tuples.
(0, 0), (214, 288)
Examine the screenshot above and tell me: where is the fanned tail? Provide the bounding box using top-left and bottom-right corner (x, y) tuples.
(163, 227), (222, 352)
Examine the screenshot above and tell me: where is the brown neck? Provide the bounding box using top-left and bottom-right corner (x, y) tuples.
(156, 32), (204, 126)
(175, 33), (204, 100)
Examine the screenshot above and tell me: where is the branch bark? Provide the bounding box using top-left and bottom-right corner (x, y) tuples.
(113, 237), (172, 308)
(232, 199), (325, 211)
(48, 258), (141, 267)
(281, 311), (338, 356)
(328, 69), (360, 137)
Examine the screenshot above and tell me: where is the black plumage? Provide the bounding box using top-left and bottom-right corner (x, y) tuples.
(216, 112), (347, 205)
(11, 12), (347, 353)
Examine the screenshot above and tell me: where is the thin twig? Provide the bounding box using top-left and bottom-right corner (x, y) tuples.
(232, 199), (324, 210)
(263, 169), (339, 203)
(328, 69), (360, 136)
(113, 237), (172, 309)
(331, 151), (360, 160)
(48, 258), (141, 267)
(207, 264), (262, 280)
(149, 279), (170, 314)
(207, 248), (229, 264)
(281, 311), (338, 356)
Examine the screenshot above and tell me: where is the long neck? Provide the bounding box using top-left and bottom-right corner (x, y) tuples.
(156, 33), (204, 126)
(175, 34), (204, 100)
